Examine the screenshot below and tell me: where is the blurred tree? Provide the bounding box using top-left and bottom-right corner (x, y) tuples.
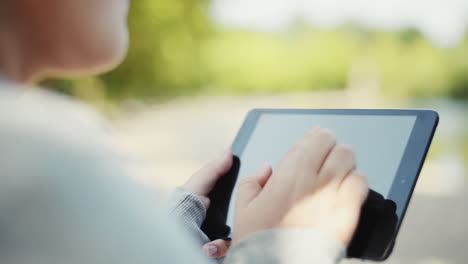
(448, 37), (468, 100)
(464, 132), (468, 164)
(400, 27), (424, 44)
(200, 28), (354, 94)
(101, 0), (213, 100)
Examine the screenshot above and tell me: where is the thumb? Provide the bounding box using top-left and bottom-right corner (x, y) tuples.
(236, 162), (272, 208)
(202, 239), (231, 258)
(183, 150), (233, 197)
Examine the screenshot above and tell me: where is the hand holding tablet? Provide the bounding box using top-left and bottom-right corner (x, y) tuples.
(201, 109), (438, 260)
(232, 127), (369, 246)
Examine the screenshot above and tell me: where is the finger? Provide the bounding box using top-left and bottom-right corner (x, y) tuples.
(336, 170), (369, 245)
(279, 127), (336, 192)
(282, 127), (336, 176)
(257, 162), (272, 188)
(185, 149), (233, 196)
(297, 127), (337, 174)
(338, 170), (369, 207)
(196, 149), (233, 182)
(236, 162), (272, 208)
(203, 239), (231, 258)
(317, 144), (356, 188)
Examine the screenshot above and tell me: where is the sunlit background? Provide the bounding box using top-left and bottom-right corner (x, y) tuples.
(45, 0), (467, 263)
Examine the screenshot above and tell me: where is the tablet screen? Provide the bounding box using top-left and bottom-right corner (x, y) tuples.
(227, 113), (417, 229)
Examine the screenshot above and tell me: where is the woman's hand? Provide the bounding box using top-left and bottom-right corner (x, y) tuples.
(182, 150), (233, 209)
(233, 127), (369, 246)
(181, 149), (233, 258)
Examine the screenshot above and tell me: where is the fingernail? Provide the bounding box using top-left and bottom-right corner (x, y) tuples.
(203, 245), (218, 257)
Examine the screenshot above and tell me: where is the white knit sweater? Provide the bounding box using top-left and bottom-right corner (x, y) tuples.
(0, 80), (345, 264)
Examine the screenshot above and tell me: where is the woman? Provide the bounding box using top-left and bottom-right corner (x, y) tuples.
(0, 0), (368, 263)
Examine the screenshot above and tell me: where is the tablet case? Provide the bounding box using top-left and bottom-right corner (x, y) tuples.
(347, 189), (398, 259)
(201, 156), (240, 241)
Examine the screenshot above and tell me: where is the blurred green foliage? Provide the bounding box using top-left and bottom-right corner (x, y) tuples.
(463, 132), (468, 164)
(44, 0), (468, 102)
(101, 0), (213, 99)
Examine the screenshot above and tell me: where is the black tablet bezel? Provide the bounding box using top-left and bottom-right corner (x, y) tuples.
(229, 109), (438, 260)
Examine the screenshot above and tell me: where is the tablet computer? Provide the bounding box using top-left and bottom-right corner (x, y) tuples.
(201, 109), (438, 261)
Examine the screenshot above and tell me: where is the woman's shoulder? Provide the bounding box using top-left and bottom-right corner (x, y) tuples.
(0, 82), (112, 144)
(0, 83), (121, 179)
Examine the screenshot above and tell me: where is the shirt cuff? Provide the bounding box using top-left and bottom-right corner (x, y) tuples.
(168, 187), (207, 228)
(225, 228), (346, 264)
